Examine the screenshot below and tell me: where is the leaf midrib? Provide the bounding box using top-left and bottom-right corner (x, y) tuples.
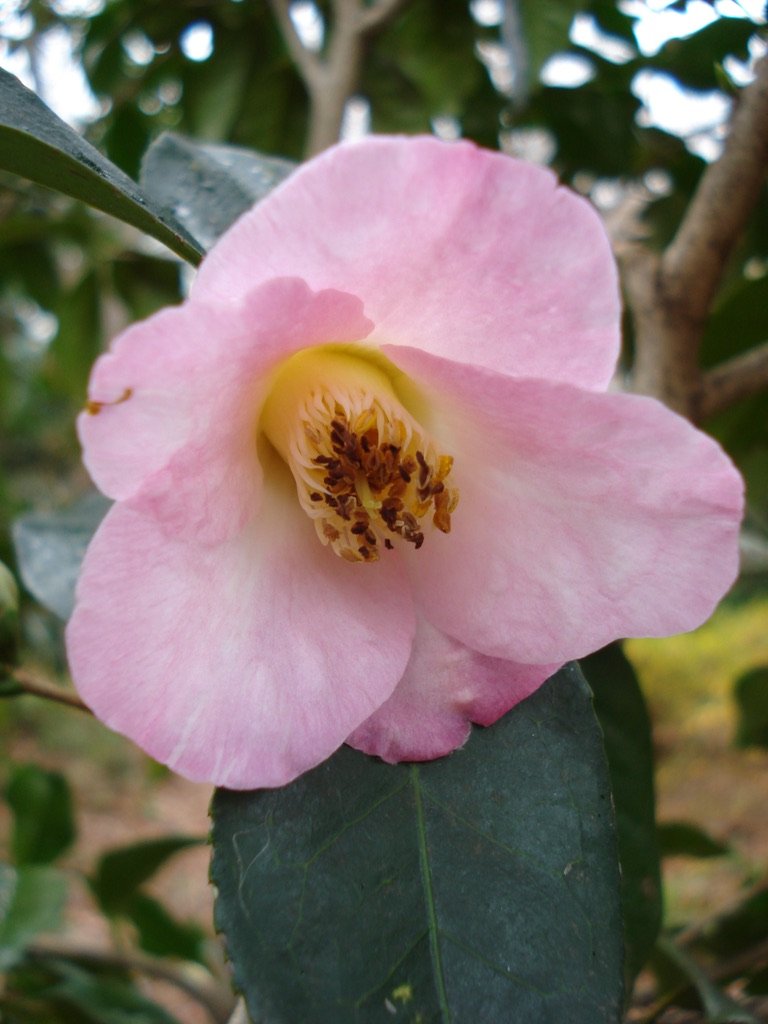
(412, 764), (451, 1022)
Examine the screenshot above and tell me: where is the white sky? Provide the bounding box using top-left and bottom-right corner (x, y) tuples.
(0, 0), (766, 159)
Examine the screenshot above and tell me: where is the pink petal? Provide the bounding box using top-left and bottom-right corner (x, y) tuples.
(66, 467), (415, 789)
(384, 345), (743, 664)
(347, 616), (558, 763)
(79, 279), (372, 531)
(193, 136), (620, 390)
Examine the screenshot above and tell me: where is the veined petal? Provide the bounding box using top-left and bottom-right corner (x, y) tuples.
(66, 464), (414, 789)
(347, 616), (558, 763)
(193, 136), (620, 390)
(384, 346), (743, 664)
(79, 278), (372, 518)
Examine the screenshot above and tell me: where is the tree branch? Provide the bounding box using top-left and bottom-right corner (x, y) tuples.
(663, 54), (768, 322)
(4, 666), (91, 713)
(271, 0), (410, 156)
(626, 54), (768, 419)
(700, 338), (768, 419)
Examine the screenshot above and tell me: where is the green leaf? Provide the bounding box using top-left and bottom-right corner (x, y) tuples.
(140, 133), (295, 251)
(90, 836), (204, 916)
(0, 68), (203, 265)
(124, 892), (207, 964)
(581, 644), (662, 988)
(27, 957), (182, 1024)
(658, 822), (731, 859)
(211, 665), (624, 1023)
(0, 863), (67, 970)
(12, 491), (111, 620)
(6, 764), (76, 867)
(733, 666), (768, 748)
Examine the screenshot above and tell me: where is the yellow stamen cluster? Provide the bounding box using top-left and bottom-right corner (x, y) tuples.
(261, 349), (458, 563)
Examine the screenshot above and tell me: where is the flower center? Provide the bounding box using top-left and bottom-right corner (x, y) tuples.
(261, 348), (458, 563)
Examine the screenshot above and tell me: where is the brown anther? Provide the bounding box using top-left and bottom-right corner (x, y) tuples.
(288, 386), (457, 563)
(433, 508), (451, 533)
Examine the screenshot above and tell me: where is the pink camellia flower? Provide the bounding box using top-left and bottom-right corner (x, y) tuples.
(66, 136), (742, 789)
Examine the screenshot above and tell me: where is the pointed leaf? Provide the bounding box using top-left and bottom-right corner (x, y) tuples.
(124, 893), (207, 964)
(12, 492), (111, 620)
(658, 822), (730, 859)
(0, 69), (203, 265)
(211, 665), (624, 1023)
(140, 133), (295, 251)
(581, 644), (662, 986)
(90, 836), (204, 916)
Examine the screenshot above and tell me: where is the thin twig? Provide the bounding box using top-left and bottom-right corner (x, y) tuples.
(27, 944), (235, 1024)
(626, 54), (768, 419)
(5, 666), (91, 714)
(700, 338), (768, 419)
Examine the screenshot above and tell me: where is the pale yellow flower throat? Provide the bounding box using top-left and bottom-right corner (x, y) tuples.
(261, 348), (459, 563)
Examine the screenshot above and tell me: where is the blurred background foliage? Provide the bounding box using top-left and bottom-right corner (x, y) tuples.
(1, 0), (768, 1021)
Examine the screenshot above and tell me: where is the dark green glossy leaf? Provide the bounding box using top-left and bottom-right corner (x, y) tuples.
(581, 644), (662, 987)
(0, 863), (67, 970)
(140, 133), (295, 251)
(212, 666), (624, 1023)
(0, 69), (203, 264)
(12, 492), (111, 620)
(658, 822), (731, 858)
(90, 836), (204, 916)
(733, 666), (768, 748)
(6, 764), (76, 866)
(124, 892), (207, 964)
